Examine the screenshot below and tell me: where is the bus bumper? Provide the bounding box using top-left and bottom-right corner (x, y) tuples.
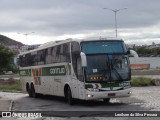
(85, 88), (131, 100)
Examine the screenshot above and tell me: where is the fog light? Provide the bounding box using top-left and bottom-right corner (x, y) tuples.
(128, 91), (132, 94)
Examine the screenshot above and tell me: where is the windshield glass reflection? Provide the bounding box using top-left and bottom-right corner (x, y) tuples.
(85, 54), (130, 82)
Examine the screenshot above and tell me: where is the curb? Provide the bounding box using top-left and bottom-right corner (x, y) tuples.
(9, 100), (14, 111)
(0, 90), (25, 93)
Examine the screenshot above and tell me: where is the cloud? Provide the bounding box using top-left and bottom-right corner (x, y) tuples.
(0, 0), (160, 45)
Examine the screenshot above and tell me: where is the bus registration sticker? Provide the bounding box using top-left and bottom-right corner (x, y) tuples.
(93, 69), (98, 73)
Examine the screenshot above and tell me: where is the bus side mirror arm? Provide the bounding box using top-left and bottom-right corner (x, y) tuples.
(128, 50), (139, 58)
(80, 52), (87, 67)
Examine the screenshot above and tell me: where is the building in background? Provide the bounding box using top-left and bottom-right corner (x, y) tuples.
(19, 44), (40, 53)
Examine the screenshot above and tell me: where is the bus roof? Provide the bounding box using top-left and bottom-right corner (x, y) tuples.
(19, 37), (124, 55)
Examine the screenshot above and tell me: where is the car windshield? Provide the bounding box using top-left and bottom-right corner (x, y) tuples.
(85, 54), (130, 82)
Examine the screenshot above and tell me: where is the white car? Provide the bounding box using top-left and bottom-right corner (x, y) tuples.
(5, 71), (13, 75)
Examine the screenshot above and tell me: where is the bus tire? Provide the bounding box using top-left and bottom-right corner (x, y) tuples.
(29, 89), (32, 97)
(67, 87), (74, 105)
(103, 98), (110, 103)
(26, 83), (32, 97)
(31, 84), (36, 98)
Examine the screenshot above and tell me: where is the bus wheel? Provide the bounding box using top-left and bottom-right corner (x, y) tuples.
(31, 84), (36, 98)
(29, 89), (32, 97)
(103, 98), (110, 103)
(26, 83), (32, 97)
(67, 87), (73, 105)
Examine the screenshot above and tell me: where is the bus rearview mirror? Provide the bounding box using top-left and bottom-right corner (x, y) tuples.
(80, 52), (87, 67)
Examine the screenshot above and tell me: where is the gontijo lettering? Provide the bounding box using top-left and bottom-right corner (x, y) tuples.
(50, 67), (65, 75)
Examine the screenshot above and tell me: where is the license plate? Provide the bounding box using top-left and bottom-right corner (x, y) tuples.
(108, 93), (115, 97)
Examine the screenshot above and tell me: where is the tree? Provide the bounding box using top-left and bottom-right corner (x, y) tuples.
(136, 47), (152, 55)
(0, 44), (14, 74)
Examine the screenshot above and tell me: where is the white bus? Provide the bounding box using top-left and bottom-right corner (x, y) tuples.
(19, 38), (133, 105)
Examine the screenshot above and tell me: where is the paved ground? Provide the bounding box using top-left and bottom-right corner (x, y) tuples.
(130, 86), (160, 111)
(0, 99), (11, 111)
(0, 74), (20, 80)
(0, 86), (160, 119)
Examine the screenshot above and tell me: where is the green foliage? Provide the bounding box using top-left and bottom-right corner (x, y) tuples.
(135, 46), (160, 56)
(131, 77), (155, 86)
(152, 48), (160, 54)
(0, 44), (14, 74)
(136, 47), (152, 55)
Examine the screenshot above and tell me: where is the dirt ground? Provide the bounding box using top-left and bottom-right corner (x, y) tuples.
(0, 79), (16, 85)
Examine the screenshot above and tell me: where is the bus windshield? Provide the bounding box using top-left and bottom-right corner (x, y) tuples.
(85, 54), (130, 82)
(81, 41), (131, 82)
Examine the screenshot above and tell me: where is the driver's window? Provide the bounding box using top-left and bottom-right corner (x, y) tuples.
(77, 57), (83, 81)
(124, 57), (129, 72)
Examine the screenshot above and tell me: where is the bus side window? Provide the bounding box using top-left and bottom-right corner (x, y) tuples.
(45, 48), (52, 64)
(56, 45), (61, 62)
(51, 46), (57, 63)
(62, 43), (70, 62)
(19, 55), (25, 67)
(37, 50), (45, 65)
(26, 54), (31, 66)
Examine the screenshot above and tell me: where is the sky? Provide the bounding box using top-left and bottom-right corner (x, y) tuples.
(0, 0), (160, 45)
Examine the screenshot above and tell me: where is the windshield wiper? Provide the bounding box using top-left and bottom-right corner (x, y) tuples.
(103, 59), (123, 82)
(110, 61), (123, 81)
(113, 67), (123, 81)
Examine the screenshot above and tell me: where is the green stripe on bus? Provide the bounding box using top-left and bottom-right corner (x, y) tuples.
(20, 65), (71, 76)
(19, 69), (31, 76)
(37, 77), (41, 85)
(101, 83), (119, 88)
(85, 81), (131, 89)
(42, 66), (66, 76)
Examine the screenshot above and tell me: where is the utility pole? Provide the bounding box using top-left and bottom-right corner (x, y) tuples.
(18, 32), (35, 45)
(103, 8), (127, 38)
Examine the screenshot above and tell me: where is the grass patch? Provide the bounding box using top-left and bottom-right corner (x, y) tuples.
(131, 77), (155, 86)
(0, 79), (22, 91)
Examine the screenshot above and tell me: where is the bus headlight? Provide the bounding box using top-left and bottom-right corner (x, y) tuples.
(87, 94), (94, 98)
(87, 88), (99, 92)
